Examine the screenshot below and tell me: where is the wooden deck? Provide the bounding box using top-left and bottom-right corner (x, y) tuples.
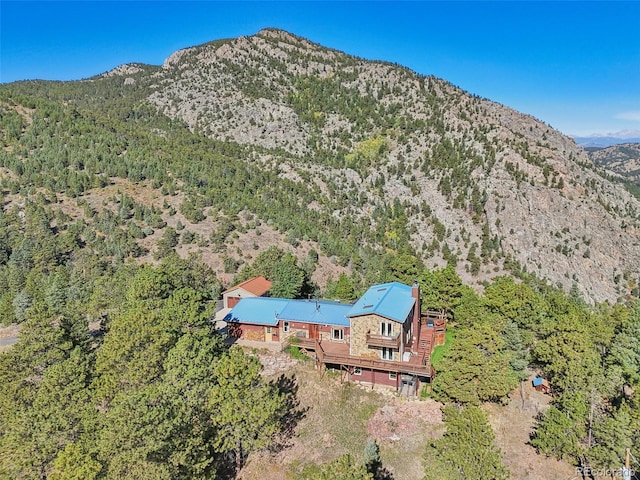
(293, 337), (434, 378)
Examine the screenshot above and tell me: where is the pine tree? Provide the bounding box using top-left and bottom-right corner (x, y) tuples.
(424, 405), (509, 480)
(433, 322), (518, 404)
(208, 346), (291, 472)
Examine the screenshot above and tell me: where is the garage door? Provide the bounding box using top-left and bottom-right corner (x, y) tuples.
(227, 296), (241, 308)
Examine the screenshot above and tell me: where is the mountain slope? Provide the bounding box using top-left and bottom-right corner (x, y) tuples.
(143, 28), (640, 303)
(587, 143), (640, 185)
(2, 28), (640, 303)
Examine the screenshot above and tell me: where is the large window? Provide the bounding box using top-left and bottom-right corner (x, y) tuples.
(380, 321), (393, 336)
(332, 328), (344, 341)
(381, 347), (394, 361)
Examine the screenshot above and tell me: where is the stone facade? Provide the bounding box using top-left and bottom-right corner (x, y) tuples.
(238, 323), (268, 342)
(350, 313), (405, 360)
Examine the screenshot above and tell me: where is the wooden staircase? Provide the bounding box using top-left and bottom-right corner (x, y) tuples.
(417, 327), (435, 356)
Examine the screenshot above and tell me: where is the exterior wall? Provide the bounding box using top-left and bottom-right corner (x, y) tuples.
(350, 314), (388, 358)
(350, 314), (406, 360)
(223, 287), (255, 309)
(232, 323), (279, 342)
(350, 368), (399, 388)
(280, 321), (350, 345)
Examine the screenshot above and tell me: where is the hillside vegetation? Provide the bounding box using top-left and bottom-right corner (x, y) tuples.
(1, 28), (640, 303)
(0, 29), (639, 479)
(588, 143), (640, 196)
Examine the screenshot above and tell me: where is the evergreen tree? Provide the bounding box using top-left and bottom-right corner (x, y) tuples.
(326, 272), (357, 301)
(208, 346), (292, 472)
(424, 405), (509, 480)
(0, 346), (94, 479)
(433, 322), (518, 404)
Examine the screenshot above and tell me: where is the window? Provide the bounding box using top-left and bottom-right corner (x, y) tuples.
(381, 347), (394, 361)
(283, 322), (290, 333)
(389, 372), (397, 380)
(380, 322), (393, 336)
(332, 328), (344, 341)
(266, 327), (272, 334)
(353, 367), (362, 376)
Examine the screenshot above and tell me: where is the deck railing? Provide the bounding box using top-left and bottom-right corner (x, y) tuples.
(290, 336), (318, 349)
(365, 332), (401, 349)
(288, 337), (433, 377)
(316, 341), (432, 377)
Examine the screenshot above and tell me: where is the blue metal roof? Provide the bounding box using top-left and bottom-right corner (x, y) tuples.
(226, 283), (415, 327)
(347, 282), (416, 323)
(532, 377), (544, 386)
(225, 297), (289, 326)
(225, 297), (351, 327)
(279, 300), (351, 327)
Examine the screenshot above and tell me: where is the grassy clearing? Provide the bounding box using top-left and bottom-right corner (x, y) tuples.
(430, 329), (455, 368)
(295, 371), (384, 463)
(239, 354), (447, 480)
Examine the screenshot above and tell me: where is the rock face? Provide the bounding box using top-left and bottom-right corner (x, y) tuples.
(87, 30), (640, 303)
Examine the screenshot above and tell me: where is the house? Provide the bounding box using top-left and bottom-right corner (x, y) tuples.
(226, 297), (350, 344)
(225, 281), (446, 395)
(222, 276), (272, 309)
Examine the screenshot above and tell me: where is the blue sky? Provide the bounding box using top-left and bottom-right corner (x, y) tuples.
(1, 1), (639, 137)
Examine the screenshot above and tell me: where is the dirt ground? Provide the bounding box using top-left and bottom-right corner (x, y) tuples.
(485, 382), (577, 480)
(238, 349), (576, 480)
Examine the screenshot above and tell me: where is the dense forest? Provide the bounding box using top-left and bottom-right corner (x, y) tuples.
(0, 194), (638, 478)
(0, 30), (639, 479)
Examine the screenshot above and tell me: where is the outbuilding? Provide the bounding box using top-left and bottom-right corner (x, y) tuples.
(222, 276), (272, 309)
(532, 377), (551, 394)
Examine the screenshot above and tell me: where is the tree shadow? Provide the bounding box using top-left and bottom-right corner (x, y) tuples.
(213, 452), (239, 480)
(269, 374), (308, 454)
(375, 467), (395, 480)
(366, 446), (395, 480)
(216, 374), (309, 479)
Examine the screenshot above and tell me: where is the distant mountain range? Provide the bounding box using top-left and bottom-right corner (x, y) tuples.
(572, 130), (640, 148)
(587, 143), (640, 185)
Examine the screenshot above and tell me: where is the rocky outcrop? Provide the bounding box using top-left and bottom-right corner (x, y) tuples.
(142, 29), (640, 303)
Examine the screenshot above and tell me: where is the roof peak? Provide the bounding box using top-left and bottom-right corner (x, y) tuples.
(223, 276), (272, 295)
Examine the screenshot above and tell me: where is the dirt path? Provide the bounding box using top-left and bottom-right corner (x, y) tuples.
(0, 324), (20, 353)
